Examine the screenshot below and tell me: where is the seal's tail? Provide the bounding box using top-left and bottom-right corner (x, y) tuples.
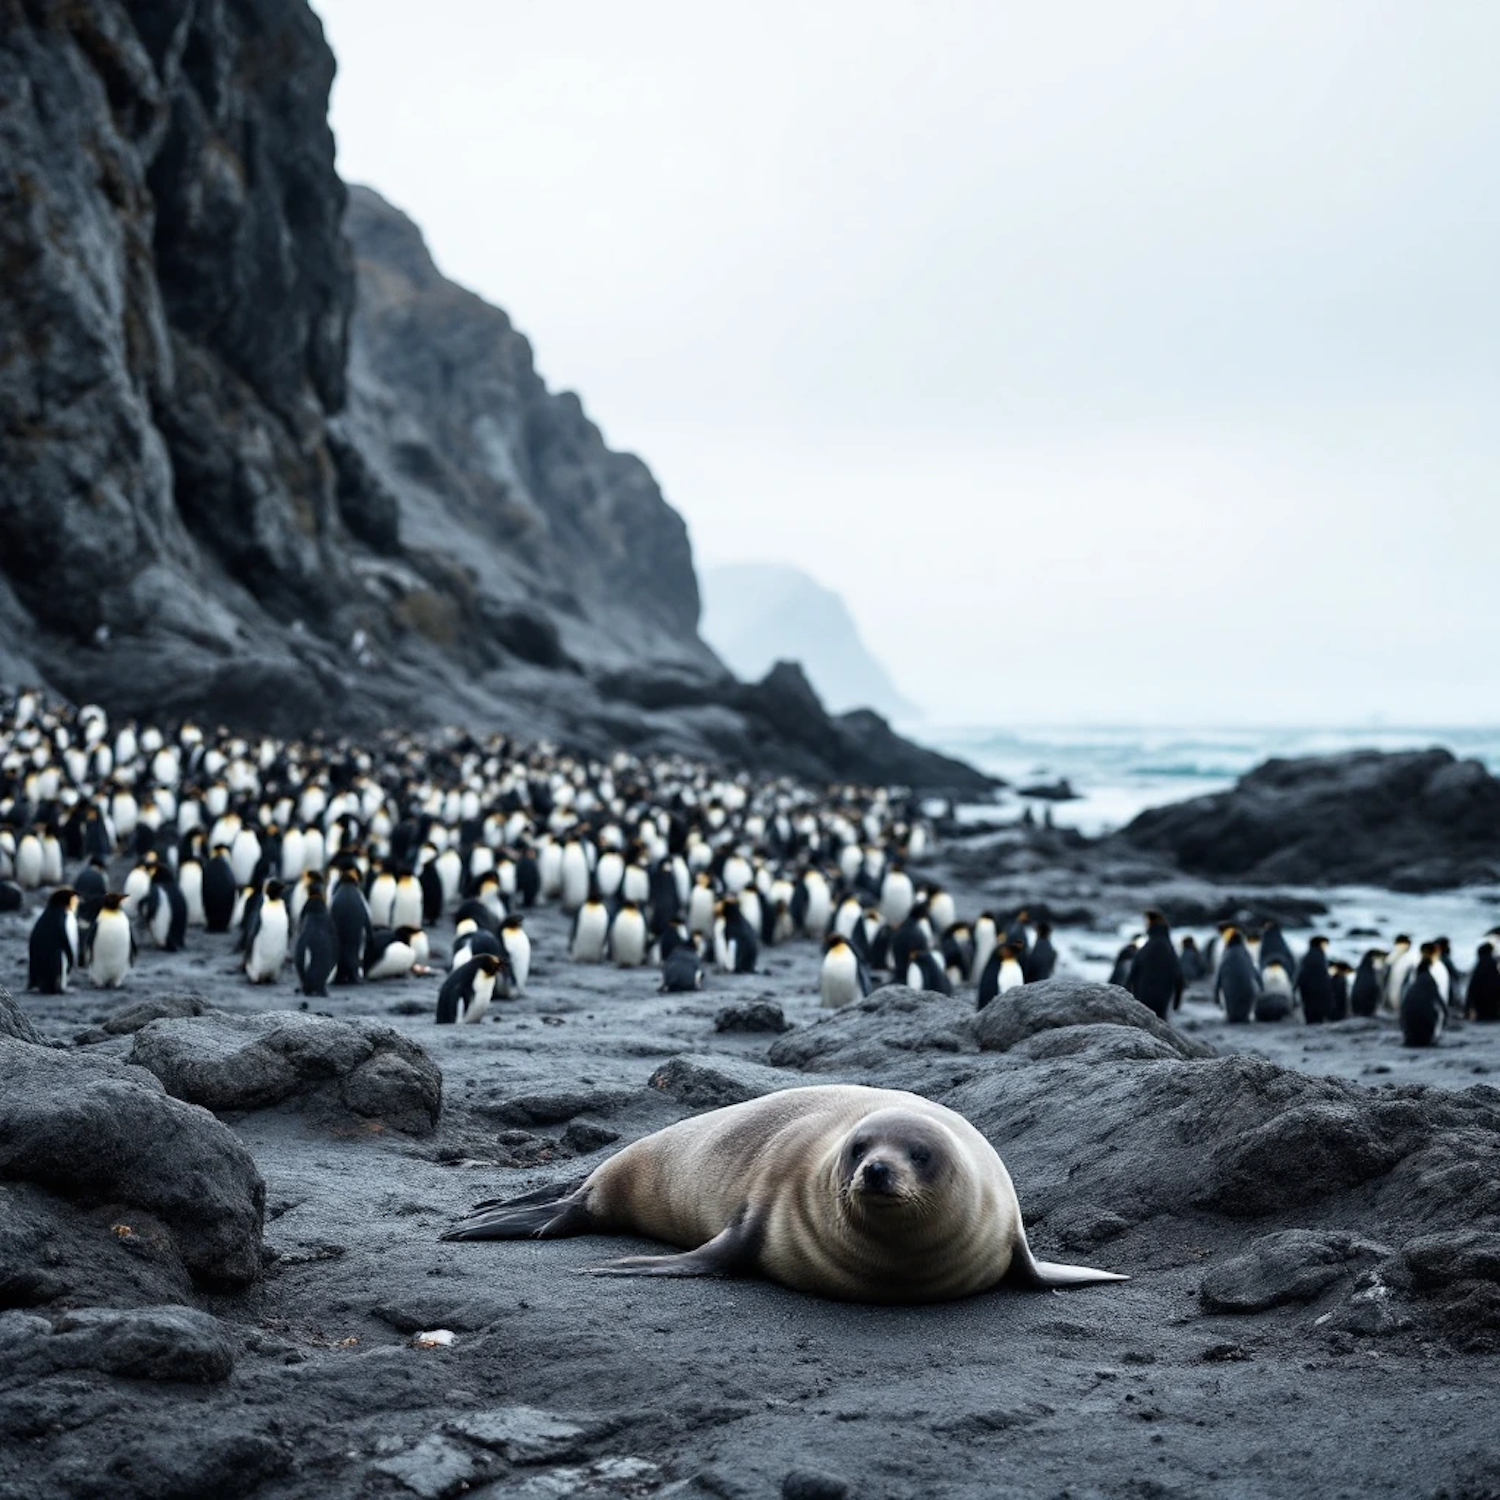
(1010, 1232), (1129, 1289)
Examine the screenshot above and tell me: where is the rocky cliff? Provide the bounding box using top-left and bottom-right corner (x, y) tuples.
(0, 0), (990, 791)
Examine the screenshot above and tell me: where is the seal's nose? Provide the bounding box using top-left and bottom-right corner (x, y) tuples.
(861, 1159), (896, 1194)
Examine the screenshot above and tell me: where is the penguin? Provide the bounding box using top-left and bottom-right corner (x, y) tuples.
(436, 952), (504, 1024)
(1434, 937), (1459, 1007)
(559, 839), (590, 913)
(229, 823), (262, 888)
(1258, 920), (1297, 978)
(1215, 930), (1262, 1024)
(609, 900), (649, 968)
(244, 880), (290, 983)
(570, 899), (610, 963)
(499, 915), (531, 994)
(1383, 936), (1416, 1011)
(179, 853), (206, 928)
(830, 893), (863, 942)
(294, 894), (339, 997)
(1108, 939), (1141, 989)
(890, 902), (935, 979)
(686, 873), (716, 936)
(1349, 949), (1387, 1018)
(472, 871), (507, 926)
(143, 865), (188, 952)
(970, 913), (999, 985)
(15, 829), (42, 889)
(73, 857), (109, 923)
(368, 865), (398, 928)
(1400, 950), (1446, 1047)
(392, 871), (424, 931)
(976, 942), (1025, 1010)
(1179, 935), (1206, 983)
(330, 868), (373, 985)
(28, 887), (79, 994)
(365, 926), (420, 981)
(941, 922), (975, 986)
(905, 944), (953, 996)
(879, 864), (915, 927)
(86, 893), (135, 989)
(1005, 909), (1033, 963)
(926, 886), (956, 936)
(452, 922), (504, 971)
(1327, 960), (1353, 1022)
(1467, 943), (1500, 1022)
(796, 867), (832, 938)
(454, 897), (501, 937)
(514, 848), (541, 909)
(1255, 958), (1294, 1022)
(203, 847), (237, 933)
(1023, 921), (1057, 983)
(1125, 912), (1183, 1019)
(820, 934), (869, 1009)
(713, 897), (759, 975)
(660, 936), (705, 994)
(1294, 936), (1333, 1023)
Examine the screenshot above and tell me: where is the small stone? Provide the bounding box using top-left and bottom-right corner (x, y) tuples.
(714, 1000), (790, 1033)
(783, 1469), (852, 1499)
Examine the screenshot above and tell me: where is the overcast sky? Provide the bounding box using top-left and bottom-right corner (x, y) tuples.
(313, 1), (1498, 725)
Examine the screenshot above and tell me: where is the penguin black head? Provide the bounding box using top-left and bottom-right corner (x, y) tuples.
(823, 933), (849, 954)
(503, 915), (525, 931)
(100, 893), (126, 911)
(264, 880), (285, 901)
(1480, 943), (1495, 960)
(393, 925), (422, 943)
(1034, 921), (1053, 939)
(1144, 909), (1167, 928)
(472, 953), (503, 978)
(1182, 935), (1199, 951)
(1310, 935), (1329, 950)
(1393, 933), (1411, 946)
(49, 887), (78, 909)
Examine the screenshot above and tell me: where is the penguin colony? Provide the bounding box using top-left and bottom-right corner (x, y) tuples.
(3, 692), (1497, 1053)
(1107, 914), (1500, 1047)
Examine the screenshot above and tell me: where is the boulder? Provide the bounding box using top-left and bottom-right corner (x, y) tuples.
(0, 1305), (235, 1384)
(767, 986), (979, 1074)
(129, 1011), (442, 1134)
(1115, 749), (1500, 890)
(714, 1000), (791, 1034)
(0, 1038), (263, 1287)
(1200, 1231), (1384, 1313)
(74, 992), (211, 1045)
(0, 991), (42, 1044)
(648, 1054), (795, 1109)
(973, 976), (1210, 1059)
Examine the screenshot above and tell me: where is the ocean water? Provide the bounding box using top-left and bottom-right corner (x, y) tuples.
(927, 723), (1500, 981)
(929, 724), (1500, 836)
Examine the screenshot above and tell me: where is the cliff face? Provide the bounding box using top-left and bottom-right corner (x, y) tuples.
(0, 0), (991, 791)
(341, 187), (711, 674)
(1, 0), (364, 728)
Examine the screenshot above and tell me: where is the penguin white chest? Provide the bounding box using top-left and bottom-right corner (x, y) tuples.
(246, 903), (290, 983)
(820, 946), (860, 1008)
(90, 913), (132, 987)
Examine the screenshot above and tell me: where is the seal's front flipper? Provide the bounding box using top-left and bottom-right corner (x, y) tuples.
(441, 1178), (593, 1241)
(580, 1209), (759, 1279)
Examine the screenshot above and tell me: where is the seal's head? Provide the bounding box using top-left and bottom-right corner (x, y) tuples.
(836, 1108), (955, 1218)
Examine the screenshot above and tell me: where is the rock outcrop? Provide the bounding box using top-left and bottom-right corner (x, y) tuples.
(0, 2), (990, 792)
(1114, 749), (1500, 890)
(0, 1036), (265, 1292)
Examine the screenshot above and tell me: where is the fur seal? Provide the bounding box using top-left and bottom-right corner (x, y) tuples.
(441, 1084), (1127, 1302)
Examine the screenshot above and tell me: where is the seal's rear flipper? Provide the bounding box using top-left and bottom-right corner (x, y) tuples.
(1010, 1234), (1128, 1289)
(578, 1209), (759, 1279)
(441, 1177), (592, 1241)
(1023, 1259), (1129, 1288)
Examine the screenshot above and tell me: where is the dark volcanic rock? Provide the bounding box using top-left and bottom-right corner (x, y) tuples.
(129, 1011), (442, 1134)
(1200, 1230), (1383, 1313)
(973, 976), (1211, 1060)
(0, 1305), (235, 1384)
(74, 992), (210, 1045)
(766, 986), (980, 1073)
(714, 1000), (791, 1034)
(1115, 749), (1500, 890)
(0, 990), (42, 1044)
(0, 1038), (263, 1287)
(648, 1053), (795, 1108)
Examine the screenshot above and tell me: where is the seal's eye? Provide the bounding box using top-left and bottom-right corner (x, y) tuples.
(850, 1138), (869, 1158)
(908, 1146), (931, 1168)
